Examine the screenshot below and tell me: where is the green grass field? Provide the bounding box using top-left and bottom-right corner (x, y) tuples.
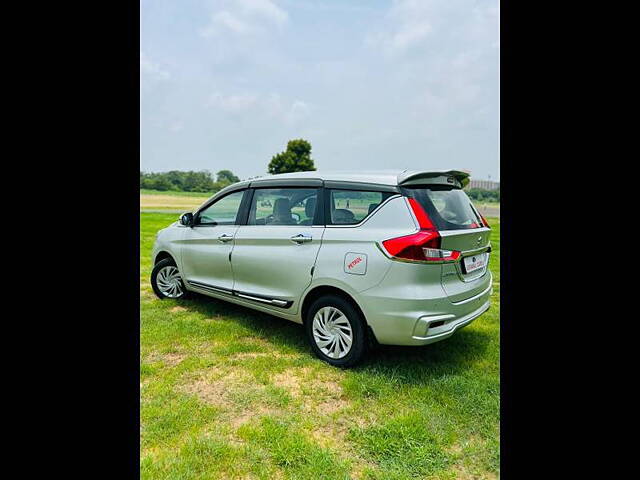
(140, 213), (500, 479)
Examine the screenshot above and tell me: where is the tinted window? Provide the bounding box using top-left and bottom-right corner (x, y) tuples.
(328, 190), (394, 225)
(196, 190), (245, 225)
(402, 186), (483, 230)
(248, 188), (319, 226)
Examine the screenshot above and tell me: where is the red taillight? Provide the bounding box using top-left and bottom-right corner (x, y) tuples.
(407, 198), (435, 229)
(382, 230), (440, 260)
(380, 198), (461, 263)
(480, 214), (490, 228)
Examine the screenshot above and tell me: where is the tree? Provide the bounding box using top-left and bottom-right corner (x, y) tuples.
(148, 176), (172, 191)
(466, 187), (500, 203)
(268, 139), (316, 174)
(216, 169), (240, 185)
(139, 170), (215, 192)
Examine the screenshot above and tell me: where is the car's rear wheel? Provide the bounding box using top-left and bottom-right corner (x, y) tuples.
(305, 294), (367, 367)
(151, 258), (188, 299)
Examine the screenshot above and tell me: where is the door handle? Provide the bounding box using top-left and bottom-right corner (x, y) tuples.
(218, 233), (234, 243)
(290, 233), (312, 244)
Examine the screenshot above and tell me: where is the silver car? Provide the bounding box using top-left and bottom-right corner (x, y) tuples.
(151, 170), (492, 367)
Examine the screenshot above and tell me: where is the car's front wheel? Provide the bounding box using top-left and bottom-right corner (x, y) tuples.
(151, 258), (188, 300)
(305, 294), (367, 367)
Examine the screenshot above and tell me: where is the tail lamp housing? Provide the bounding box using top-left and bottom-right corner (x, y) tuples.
(381, 198), (461, 263)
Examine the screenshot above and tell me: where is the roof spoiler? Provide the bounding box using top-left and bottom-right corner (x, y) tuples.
(397, 169), (471, 188)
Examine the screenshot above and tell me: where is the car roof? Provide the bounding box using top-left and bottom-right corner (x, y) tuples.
(200, 169), (471, 212)
(246, 169), (470, 187)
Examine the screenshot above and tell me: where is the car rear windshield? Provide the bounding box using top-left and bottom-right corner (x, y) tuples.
(402, 186), (484, 231)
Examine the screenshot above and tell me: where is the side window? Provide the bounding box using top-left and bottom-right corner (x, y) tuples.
(328, 189), (393, 225)
(195, 190), (245, 226)
(248, 188), (319, 226)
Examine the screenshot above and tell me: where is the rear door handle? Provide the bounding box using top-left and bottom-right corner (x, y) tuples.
(290, 233), (312, 244)
(218, 233), (234, 243)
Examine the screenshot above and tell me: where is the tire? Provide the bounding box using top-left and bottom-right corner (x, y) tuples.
(305, 294), (368, 367)
(151, 258), (189, 300)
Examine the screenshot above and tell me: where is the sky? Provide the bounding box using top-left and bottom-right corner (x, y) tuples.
(140, 0), (499, 181)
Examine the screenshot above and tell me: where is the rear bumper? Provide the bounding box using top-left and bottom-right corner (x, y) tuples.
(409, 298), (490, 345)
(357, 269), (492, 346)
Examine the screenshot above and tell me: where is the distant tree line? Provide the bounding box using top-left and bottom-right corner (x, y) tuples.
(140, 169), (240, 193)
(466, 187), (500, 203)
(141, 139), (318, 193)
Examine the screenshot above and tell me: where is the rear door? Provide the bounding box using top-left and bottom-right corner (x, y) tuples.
(230, 186), (324, 313)
(401, 185), (491, 302)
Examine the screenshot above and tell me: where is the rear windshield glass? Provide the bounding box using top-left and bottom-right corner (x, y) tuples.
(402, 186), (483, 231)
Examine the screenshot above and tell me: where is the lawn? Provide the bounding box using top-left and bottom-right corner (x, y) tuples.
(140, 213), (500, 479)
(141, 191), (211, 211)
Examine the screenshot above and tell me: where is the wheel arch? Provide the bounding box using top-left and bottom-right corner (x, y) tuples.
(301, 285), (366, 326)
(301, 284), (379, 347)
(154, 250), (176, 265)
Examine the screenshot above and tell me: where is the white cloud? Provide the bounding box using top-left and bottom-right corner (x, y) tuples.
(361, 0), (499, 165)
(366, 0), (435, 53)
(200, 0), (288, 37)
(287, 100), (310, 123)
(369, 0), (498, 55)
(140, 51), (170, 80)
(206, 91), (310, 124)
(258, 94), (311, 124)
(207, 92), (259, 112)
(388, 22), (431, 51)
(141, 0), (499, 180)
(237, 0), (287, 27)
(203, 10), (253, 36)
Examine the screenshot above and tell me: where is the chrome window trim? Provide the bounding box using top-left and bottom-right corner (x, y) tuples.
(438, 227), (491, 236)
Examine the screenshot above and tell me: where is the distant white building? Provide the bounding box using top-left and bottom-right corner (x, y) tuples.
(466, 179), (500, 191)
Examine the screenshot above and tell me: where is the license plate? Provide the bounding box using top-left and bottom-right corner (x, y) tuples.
(463, 253), (488, 274)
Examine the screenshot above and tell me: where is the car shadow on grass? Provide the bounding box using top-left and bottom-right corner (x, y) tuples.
(172, 292), (493, 381)
(176, 293), (309, 349)
(362, 330), (494, 383)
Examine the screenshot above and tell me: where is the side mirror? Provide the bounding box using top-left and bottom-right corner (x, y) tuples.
(180, 212), (194, 226)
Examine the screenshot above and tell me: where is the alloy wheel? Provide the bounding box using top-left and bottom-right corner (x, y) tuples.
(312, 306), (353, 359)
(156, 265), (184, 298)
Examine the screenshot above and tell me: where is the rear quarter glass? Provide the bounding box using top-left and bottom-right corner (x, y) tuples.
(401, 186), (484, 231)
(328, 189), (394, 225)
